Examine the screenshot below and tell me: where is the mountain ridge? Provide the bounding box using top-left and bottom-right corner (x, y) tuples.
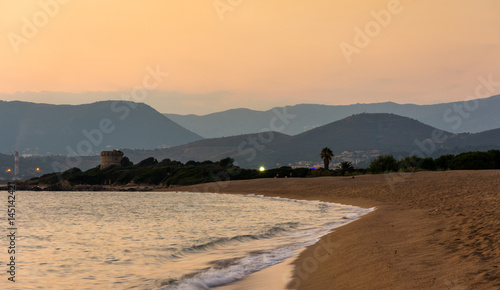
(123, 113), (499, 169)
(0, 100), (203, 155)
(3, 112), (500, 181)
(165, 95), (500, 138)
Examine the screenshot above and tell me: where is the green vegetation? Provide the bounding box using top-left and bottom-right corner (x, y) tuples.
(23, 149), (500, 190)
(120, 156), (134, 167)
(30, 157), (312, 188)
(369, 155), (399, 173)
(320, 147), (334, 170)
(338, 161), (354, 176)
(368, 150), (500, 173)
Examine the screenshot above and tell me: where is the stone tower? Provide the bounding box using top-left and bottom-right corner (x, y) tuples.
(100, 150), (124, 170)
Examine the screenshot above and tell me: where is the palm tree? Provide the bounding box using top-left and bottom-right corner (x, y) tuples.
(338, 161), (354, 176)
(320, 147), (334, 170)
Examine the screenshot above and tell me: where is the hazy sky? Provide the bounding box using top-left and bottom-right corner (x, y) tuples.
(1, 0), (499, 115)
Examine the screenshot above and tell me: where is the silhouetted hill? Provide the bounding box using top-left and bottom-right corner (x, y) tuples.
(122, 132), (293, 168)
(126, 113), (500, 169)
(166, 108), (270, 138)
(165, 95), (500, 138)
(0, 101), (202, 155)
(4, 113), (500, 179)
(447, 128), (500, 148)
(278, 113), (453, 162)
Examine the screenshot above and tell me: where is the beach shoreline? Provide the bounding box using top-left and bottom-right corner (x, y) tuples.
(167, 170), (500, 289)
(214, 202), (374, 290)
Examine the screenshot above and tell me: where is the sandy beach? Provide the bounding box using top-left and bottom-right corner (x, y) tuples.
(168, 170), (500, 289)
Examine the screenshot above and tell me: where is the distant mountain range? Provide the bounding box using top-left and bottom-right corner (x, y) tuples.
(165, 95), (500, 138)
(0, 101), (202, 155)
(123, 113), (500, 169)
(2, 99), (500, 180)
(3, 112), (500, 181)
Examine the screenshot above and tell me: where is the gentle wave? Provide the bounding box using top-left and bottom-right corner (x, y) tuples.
(11, 190), (373, 289)
(164, 246), (297, 290)
(167, 222), (300, 260)
(163, 198), (374, 289)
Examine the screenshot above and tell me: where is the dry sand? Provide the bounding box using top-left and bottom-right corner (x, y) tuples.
(168, 170), (500, 289)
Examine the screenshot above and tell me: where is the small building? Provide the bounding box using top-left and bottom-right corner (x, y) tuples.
(100, 150), (124, 170)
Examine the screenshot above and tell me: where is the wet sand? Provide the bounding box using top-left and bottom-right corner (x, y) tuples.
(168, 170), (500, 289)
(216, 256), (296, 290)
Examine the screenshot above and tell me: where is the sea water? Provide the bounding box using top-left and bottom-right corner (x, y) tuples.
(2, 191), (372, 289)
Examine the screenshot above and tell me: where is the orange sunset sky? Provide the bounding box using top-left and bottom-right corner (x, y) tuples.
(1, 0), (499, 115)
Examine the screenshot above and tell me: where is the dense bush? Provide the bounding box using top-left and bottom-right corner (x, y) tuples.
(38, 167), (82, 184)
(434, 154), (454, 170)
(31, 149), (500, 187)
(120, 156), (133, 167)
(31, 155), (321, 187)
(449, 151), (499, 170)
(133, 168), (169, 184)
(369, 155), (399, 173)
(398, 156), (435, 172)
(368, 150), (500, 174)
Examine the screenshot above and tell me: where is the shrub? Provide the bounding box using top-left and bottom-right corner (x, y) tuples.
(135, 157), (158, 167)
(450, 151), (495, 170)
(434, 154), (454, 170)
(369, 155), (398, 173)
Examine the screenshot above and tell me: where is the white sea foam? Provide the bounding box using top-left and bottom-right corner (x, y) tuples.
(10, 190), (373, 289)
(164, 194), (374, 289)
